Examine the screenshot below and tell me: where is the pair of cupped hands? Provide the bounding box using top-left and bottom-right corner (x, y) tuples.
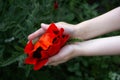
(28, 22), (83, 66)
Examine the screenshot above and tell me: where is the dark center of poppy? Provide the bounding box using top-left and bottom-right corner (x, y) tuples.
(62, 35), (65, 38)
(33, 47), (41, 58)
(53, 30), (59, 34)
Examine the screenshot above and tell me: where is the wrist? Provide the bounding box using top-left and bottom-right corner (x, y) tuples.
(72, 21), (90, 40)
(72, 43), (87, 57)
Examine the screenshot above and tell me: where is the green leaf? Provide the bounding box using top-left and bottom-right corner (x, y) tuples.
(14, 45), (24, 52)
(0, 53), (24, 67)
(0, 46), (4, 58)
(65, 13), (75, 22)
(24, 65), (33, 77)
(67, 38), (83, 44)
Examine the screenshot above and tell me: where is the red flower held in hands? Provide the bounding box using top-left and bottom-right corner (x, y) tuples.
(24, 23), (69, 70)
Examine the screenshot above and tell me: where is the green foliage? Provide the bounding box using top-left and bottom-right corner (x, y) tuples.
(0, 0), (120, 80)
(67, 38), (83, 44)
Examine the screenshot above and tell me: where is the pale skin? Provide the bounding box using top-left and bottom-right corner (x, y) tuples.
(28, 7), (120, 66)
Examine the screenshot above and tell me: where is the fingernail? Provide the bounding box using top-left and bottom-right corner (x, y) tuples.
(28, 35), (32, 40)
(41, 23), (46, 26)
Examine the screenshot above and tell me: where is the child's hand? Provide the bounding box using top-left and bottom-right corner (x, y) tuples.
(28, 22), (77, 40)
(46, 43), (85, 66)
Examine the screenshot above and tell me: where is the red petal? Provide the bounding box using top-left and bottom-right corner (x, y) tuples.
(58, 28), (64, 36)
(43, 38), (61, 57)
(46, 35), (69, 57)
(24, 40), (34, 54)
(25, 56), (37, 65)
(41, 51), (49, 59)
(32, 41), (42, 53)
(33, 59), (48, 70)
(61, 35), (70, 47)
(38, 33), (56, 50)
(46, 23), (59, 33)
(49, 42), (61, 56)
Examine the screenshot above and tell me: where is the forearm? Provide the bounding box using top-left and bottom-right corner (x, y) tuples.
(75, 36), (120, 56)
(74, 7), (120, 40)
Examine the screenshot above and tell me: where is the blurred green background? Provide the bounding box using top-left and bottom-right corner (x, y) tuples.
(0, 0), (120, 80)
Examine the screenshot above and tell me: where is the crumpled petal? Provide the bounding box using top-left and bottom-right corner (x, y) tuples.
(25, 56), (37, 65)
(41, 38), (61, 58)
(40, 51), (49, 59)
(61, 35), (70, 47)
(46, 23), (59, 33)
(33, 59), (48, 70)
(24, 40), (34, 54)
(38, 33), (56, 50)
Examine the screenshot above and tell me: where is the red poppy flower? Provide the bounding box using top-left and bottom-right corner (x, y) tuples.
(24, 23), (69, 70)
(54, 1), (58, 9)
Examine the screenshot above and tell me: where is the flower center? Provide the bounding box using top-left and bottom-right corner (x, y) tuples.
(33, 47), (41, 58)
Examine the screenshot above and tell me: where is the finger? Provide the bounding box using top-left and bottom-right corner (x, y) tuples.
(48, 45), (74, 65)
(28, 28), (45, 40)
(41, 23), (62, 30)
(28, 23), (50, 40)
(41, 23), (49, 30)
(48, 60), (67, 66)
(47, 54), (62, 64)
(47, 45), (71, 64)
